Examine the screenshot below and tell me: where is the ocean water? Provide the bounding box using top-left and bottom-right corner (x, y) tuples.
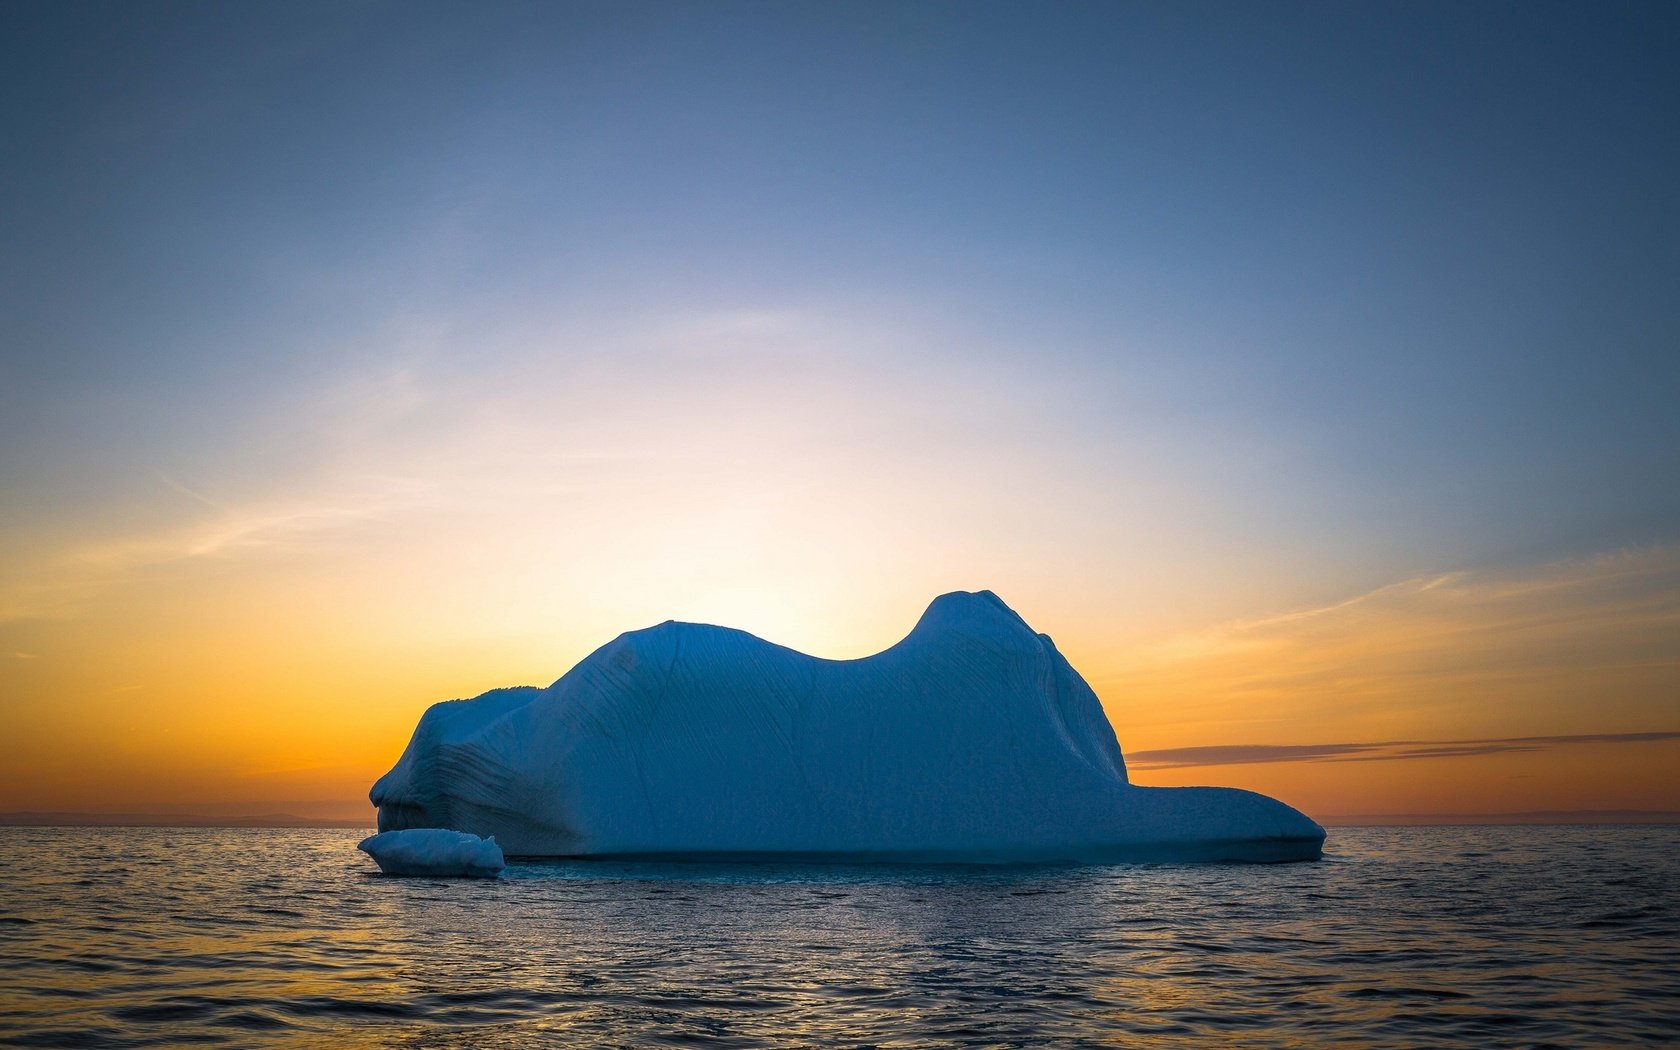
(1, 825), (1675, 1047)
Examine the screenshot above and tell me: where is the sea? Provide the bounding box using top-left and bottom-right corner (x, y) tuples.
(1, 824), (1675, 1047)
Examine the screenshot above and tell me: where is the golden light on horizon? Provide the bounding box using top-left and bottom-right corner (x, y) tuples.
(4, 496), (1675, 821)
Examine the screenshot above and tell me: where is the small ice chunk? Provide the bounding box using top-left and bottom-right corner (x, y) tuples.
(358, 828), (505, 877)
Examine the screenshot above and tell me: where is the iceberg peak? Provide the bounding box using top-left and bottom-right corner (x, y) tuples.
(371, 592), (1324, 862)
(910, 589), (1038, 640)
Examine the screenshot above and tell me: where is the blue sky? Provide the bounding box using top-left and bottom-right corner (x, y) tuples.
(5, 1), (1675, 571)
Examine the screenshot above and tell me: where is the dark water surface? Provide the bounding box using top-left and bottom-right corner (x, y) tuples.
(1, 825), (1675, 1047)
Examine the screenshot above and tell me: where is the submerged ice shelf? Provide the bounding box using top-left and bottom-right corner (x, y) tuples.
(370, 591), (1324, 863)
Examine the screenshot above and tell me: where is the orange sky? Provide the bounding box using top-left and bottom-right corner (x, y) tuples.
(3, 525), (1675, 822)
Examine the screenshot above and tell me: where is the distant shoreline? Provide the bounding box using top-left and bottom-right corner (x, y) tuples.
(0, 811), (373, 829)
(2, 809), (1676, 830)
(1316, 810), (1680, 826)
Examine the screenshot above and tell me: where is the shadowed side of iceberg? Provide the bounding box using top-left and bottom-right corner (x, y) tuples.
(560, 787), (1324, 865)
(370, 591), (1326, 863)
(1090, 786), (1327, 863)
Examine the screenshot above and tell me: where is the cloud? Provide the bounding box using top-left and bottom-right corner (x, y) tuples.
(0, 349), (453, 624)
(1105, 544), (1680, 739)
(152, 470), (227, 512)
(1127, 732), (1680, 769)
(0, 477), (436, 623)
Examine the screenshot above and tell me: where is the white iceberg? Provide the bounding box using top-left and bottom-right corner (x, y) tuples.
(370, 591), (1324, 863)
(358, 828), (506, 877)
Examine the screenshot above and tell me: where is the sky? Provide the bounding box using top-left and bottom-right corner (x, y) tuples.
(1, 1), (1676, 822)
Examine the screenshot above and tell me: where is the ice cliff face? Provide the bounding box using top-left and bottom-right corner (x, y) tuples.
(370, 591), (1324, 862)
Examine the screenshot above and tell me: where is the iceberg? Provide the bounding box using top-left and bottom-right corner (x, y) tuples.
(371, 591), (1324, 863)
(358, 828), (506, 877)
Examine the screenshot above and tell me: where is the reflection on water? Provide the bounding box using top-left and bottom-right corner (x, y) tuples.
(1, 825), (1676, 1046)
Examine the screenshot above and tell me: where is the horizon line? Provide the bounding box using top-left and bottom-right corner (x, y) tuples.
(4, 808), (1678, 830)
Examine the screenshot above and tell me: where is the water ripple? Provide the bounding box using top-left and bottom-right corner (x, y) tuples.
(1, 825), (1677, 1047)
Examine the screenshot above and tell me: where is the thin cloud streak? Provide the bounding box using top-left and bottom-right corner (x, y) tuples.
(1127, 732), (1680, 770)
(152, 470), (228, 512)
(1105, 545), (1680, 747)
(1237, 572), (1468, 633)
(0, 459), (439, 624)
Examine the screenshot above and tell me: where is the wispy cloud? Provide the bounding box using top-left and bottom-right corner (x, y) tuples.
(0, 353), (450, 624)
(152, 470), (228, 512)
(1128, 732), (1680, 769)
(1105, 545), (1680, 739)
(0, 477), (437, 623)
